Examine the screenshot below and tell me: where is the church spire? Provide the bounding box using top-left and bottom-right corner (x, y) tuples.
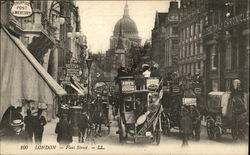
(116, 23), (124, 49)
(123, 0), (129, 18)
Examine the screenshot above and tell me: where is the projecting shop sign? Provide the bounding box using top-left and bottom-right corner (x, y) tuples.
(11, 1), (33, 18)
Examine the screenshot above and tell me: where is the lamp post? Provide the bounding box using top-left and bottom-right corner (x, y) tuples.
(86, 56), (93, 103)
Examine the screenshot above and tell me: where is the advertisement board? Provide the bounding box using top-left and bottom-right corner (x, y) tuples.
(121, 80), (135, 92)
(146, 78), (159, 91)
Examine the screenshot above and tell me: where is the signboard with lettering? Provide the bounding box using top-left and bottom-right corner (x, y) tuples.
(121, 80), (135, 92)
(146, 78), (159, 91)
(172, 85), (180, 93)
(182, 98), (197, 106)
(11, 1), (33, 18)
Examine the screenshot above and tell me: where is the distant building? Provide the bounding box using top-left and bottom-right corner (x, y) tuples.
(107, 1), (141, 76)
(151, 1), (179, 74)
(110, 1), (141, 50)
(178, 0), (205, 77)
(152, 11), (168, 71)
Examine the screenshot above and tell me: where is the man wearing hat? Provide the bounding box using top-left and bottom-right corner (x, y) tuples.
(4, 119), (29, 143)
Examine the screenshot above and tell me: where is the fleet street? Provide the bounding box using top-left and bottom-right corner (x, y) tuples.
(0, 0), (249, 154)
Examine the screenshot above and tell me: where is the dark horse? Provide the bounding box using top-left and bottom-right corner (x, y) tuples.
(89, 98), (110, 137)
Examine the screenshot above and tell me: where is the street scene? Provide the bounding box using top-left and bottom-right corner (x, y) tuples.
(0, 0), (249, 155)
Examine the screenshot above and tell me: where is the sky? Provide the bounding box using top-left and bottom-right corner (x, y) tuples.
(76, 0), (172, 53)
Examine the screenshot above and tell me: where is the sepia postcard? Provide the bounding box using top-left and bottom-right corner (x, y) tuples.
(0, 0), (249, 154)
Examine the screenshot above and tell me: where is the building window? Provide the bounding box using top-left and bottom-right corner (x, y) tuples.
(183, 46), (185, 58)
(180, 47), (182, 58)
(212, 80), (219, 91)
(172, 40), (178, 49)
(33, 1), (42, 10)
(183, 29), (185, 40)
(172, 27), (178, 35)
(194, 42), (197, 55)
(191, 24), (193, 36)
(225, 39), (232, 70)
(211, 46), (218, 71)
(190, 43), (194, 56)
(200, 44), (203, 53)
(225, 79), (231, 91)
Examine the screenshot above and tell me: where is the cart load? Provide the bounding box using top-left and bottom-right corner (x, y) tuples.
(207, 92), (231, 116)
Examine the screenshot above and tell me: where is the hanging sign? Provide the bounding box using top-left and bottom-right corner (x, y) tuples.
(11, 1), (33, 18)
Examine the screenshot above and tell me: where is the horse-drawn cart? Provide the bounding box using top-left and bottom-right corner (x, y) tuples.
(116, 76), (163, 144)
(206, 91), (247, 140)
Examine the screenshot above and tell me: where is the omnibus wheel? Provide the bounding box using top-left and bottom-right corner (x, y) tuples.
(155, 130), (161, 145)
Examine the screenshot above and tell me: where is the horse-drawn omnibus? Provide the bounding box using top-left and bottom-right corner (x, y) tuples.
(161, 78), (201, 140)
(116, 76), (163, 144)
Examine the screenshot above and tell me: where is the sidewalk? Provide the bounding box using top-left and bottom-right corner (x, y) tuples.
(42, 118), (59, 143)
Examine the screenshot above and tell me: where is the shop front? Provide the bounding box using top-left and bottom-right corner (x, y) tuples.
(0, 25), (67, 128)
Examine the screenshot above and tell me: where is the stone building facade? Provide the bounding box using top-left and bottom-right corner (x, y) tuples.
(178, 0), (206, 77)
(151, 1), (179, 73)
(203, 0), (250, 94)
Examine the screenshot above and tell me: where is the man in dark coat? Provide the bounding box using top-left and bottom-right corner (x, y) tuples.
(24, 109), (34, 143)
(190, 106), (201, 141)
(77, 111), (89, 143)
(55, 114), (73, 145)
(180, 106), (192, 146)
(33, 109), (47, 144)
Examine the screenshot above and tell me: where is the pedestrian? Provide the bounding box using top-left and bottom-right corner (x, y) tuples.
(55, 114), (73, 145)
(33, 109), (47, 144)
(190, 106), (201, 141)
(3, 119), (29, 144)
(77, 111), (89, 143)
(230, 79), (247, 140)
(180, 106), (193, 147)
(24, 109), (34, 143)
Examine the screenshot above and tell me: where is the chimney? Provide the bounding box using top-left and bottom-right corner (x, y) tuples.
(169, 1), (178, 12)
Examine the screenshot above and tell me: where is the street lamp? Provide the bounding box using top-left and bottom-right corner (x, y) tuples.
(86, 56), (93, 104)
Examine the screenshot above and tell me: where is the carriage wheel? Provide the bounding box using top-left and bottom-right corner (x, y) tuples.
(155, 130), (161, 145)
(161, 116), (170, 136)
(118, 118), (125, 143)
(207, 120), (215, 139)
(215, 126), (221, 140)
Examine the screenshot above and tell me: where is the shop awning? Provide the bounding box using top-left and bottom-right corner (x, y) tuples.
(0, 25), (67, 121)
